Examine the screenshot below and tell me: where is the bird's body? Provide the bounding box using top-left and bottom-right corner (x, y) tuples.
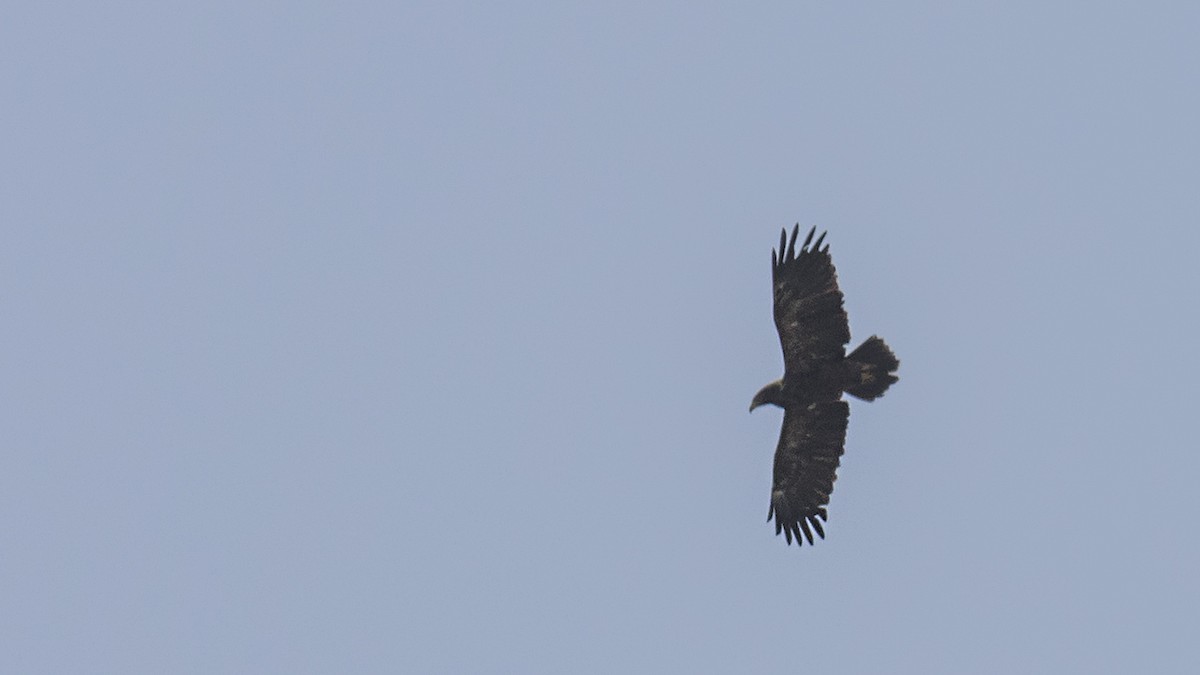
(750, 225), (899, 546)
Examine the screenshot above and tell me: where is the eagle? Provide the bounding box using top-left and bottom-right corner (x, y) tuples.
(749, 225), (899, 546)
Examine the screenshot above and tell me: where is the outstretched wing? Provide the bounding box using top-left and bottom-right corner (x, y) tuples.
(768, 400), (850, 546)
(772, 225), (850, 377)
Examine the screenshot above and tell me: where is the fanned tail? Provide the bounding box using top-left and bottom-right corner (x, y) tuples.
(845, 336), (899, 401)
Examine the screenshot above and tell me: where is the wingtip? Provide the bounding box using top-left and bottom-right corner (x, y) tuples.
(774, 225), (833, 264)
(799, 519), (814, 546)
(812, 230), (827, 253)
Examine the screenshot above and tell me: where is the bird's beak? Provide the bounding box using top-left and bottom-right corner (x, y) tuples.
(749, 399), (761, 413)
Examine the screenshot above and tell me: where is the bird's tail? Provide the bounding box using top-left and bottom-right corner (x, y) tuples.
(845, 336), (899, 401)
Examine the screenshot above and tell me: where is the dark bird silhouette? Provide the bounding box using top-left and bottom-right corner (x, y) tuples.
(749, 225), (899, 546)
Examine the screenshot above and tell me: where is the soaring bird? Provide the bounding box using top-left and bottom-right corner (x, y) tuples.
(750, 225), (899, 546)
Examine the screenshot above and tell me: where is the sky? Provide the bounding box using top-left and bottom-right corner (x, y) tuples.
(3, 2), (1199, 673)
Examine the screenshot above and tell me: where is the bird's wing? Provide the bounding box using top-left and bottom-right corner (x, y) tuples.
(768, 400), (850, 546)
(772, 225), (851, 376)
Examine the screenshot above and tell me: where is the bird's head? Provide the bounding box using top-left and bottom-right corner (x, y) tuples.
(749, 380), (784, 413)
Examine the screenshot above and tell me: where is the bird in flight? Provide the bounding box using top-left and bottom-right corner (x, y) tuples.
(750, 225), (899, 546)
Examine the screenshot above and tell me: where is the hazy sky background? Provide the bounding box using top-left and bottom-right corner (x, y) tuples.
(4, 2), (1199, 673)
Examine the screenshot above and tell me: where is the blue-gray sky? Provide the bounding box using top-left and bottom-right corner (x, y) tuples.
(4, 2), (1199, 673)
